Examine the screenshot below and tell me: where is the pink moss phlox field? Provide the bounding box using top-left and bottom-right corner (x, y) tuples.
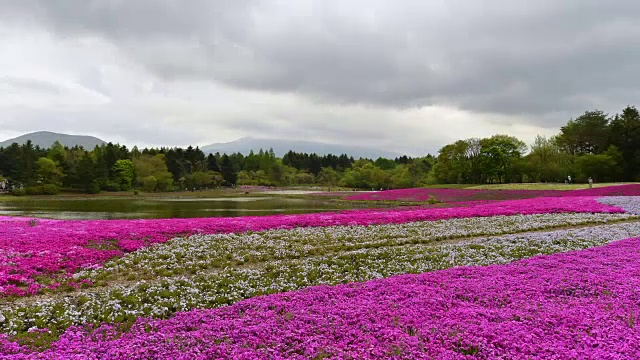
(0, 196), (624, 297)
(345, 184), (640, 202)
(5, 235), (640, 359)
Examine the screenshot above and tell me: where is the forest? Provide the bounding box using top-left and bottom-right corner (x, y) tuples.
(1, 106), (639, 195)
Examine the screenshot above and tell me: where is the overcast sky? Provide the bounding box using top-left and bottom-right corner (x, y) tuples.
(1, 1), (639, 155)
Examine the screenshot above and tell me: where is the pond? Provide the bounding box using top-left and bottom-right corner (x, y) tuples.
(0, 196), (356, 220)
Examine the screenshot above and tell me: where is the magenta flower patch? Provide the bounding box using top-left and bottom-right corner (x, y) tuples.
(345, 184), (640, 202)
(0, 196), (623, 297)
(4, 235), (639, 359)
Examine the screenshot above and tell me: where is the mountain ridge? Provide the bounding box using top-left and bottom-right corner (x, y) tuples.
(1, 132), (410, 159)
(200, 137), (407, 159)
(0, 131), (106, 149)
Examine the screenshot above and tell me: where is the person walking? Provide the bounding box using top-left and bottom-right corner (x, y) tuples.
(588, 177), (593, 188)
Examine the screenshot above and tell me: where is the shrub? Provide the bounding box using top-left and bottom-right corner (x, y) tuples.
(11, 188), (27, 196)
(41, 184), (60, 195)
(103, 182), (121, 192)
(86, 182), (101, 194)
(25, 185), (60, 195)
(142, 176), (157, 192)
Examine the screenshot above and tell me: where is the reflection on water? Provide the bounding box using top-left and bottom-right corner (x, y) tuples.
(156, 197), (273, 202)
(0, 196), (352, 220)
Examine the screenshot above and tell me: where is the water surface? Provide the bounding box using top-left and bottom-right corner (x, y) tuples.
(0, 196), (353, 220)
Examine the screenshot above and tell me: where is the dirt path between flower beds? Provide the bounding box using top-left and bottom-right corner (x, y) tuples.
(6, 216), (640, 307)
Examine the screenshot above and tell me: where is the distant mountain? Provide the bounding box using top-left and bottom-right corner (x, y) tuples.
(200, 137), (407, 159)
(0, 131), (106, 149)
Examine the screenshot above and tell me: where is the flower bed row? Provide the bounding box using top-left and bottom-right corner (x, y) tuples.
(3, 226), (640, 358)
(75, 212), (633, 284)
(345, 184), (640, 202)
(599, 196), (640, 214)
(0, 196), (623, 297)
(3, 218), (640, 348)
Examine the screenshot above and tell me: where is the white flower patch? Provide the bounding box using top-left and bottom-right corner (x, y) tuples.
(74, 212), (634, 281)
(598, 196), (640, 215)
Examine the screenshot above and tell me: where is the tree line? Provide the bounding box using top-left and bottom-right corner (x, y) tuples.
(1, 105), (639, 194)
(433, 106), (640, 184)
(0, 140), (432, 194)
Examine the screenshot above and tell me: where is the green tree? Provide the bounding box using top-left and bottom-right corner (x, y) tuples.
(91, 145), (110, 189)
(112, 159), (135, 190)
(0, 143), (21, 183)
(609, 106), (640, 180)
(576, 152), (618, 182)
(390, 165), (413, 188)
(557, 110), (610, 155)
(340, 162), (391, 189)
(220, 154), (237, 186)
(268, 162), (285, 184)
(407, 158), (433, 186)
(236, 170), (253, 185)
(433, 140), (471, 184)
(374, 157), (397, 170)
(317, 167), (340, 187)
(17, 140), (39, 185)
(76, 152), (100, 193)
(36, 157), (63, 186)
(206, 153), (220, 172)
(185, 170), (224, 190)
(61, 147), (85, 189)
(142, 176), (158, 192)
(294, 172), (315, 185)
(133, 155), (174, 192)
(523, 135), (565, 182)
(243, 150), (260, 172)
(47, 141), (67, 165)
(479, 135), (527, 183)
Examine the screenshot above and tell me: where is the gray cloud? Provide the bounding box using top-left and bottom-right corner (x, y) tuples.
(1, 76), (68, 96)
(1, 104), (201, 148)
(3, 0), (640, 125)
(0, 0), (639, 152)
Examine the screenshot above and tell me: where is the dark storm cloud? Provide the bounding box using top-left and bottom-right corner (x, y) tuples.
(2, 0), (640, 126)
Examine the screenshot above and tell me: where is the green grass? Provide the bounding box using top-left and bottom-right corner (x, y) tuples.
(467, 182), (639, 191)
(420, 184), (475, 189)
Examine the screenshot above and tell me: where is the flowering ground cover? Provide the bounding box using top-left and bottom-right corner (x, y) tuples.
(599, 196), (640, 214)
(0, 196), (621, 297)
(345, 183), (640, 203)
(1, 194), (639, 358)
(1, 212), (639, 353)
(3, 228), (640, 358)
